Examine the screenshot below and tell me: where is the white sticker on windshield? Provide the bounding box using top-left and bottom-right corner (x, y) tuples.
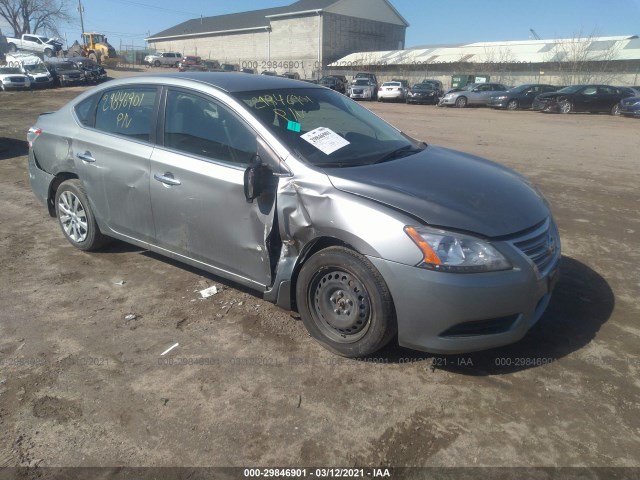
(300, 127), (350, 155)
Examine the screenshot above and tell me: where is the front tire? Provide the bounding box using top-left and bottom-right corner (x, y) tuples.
(8, 43), (17, 52)
(54, 180), (110, 251)
(559, 99), (572, 114)
(455, 96), (467, 108)
(44, 48), (53, 57)
(154, 60), (161, 67)
(296, 247), (397, 357)
(507, 99), (518, 110)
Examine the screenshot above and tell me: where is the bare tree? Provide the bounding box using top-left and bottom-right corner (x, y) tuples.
(546, 29), (622, 84)
(0, 0), (71, 37)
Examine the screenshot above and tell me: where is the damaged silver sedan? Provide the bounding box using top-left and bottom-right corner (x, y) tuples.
(28, 73), (560, 357)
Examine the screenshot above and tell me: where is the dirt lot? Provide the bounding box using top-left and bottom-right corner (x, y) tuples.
(0, 69), (639, 472)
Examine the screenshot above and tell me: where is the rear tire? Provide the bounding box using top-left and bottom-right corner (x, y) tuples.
(54, 180), (111, 251)
(611, 103), (621, 116)
(296, 247), (397, 357)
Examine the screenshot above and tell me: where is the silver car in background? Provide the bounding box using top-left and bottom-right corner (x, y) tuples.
(439, 82), (509, 108)
(28, 73), (560, 357)
(348, 78), (376, 100)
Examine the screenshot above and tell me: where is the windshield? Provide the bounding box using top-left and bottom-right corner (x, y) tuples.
(508, 84), (531, 93)
(233, 88), (425, 168)
(24, 63), (48, 73)
(353, 79), (370, 86)
(412, 84), (433, 90)
(319, 77), (336, 84)
(557, 86), (582, 94)
(0, 68), (22, 74)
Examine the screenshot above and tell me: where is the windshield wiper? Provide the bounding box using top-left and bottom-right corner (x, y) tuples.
(371, 144), (425, 165)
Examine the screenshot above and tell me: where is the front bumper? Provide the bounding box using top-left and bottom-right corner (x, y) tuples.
(1, 81), (30, 90)
(350, 91), (372, 100)
(367, 227), (561, 354)
(439, 96), (459, 105)
(621, 105), (640, 117)
(407, 94), (437, 104)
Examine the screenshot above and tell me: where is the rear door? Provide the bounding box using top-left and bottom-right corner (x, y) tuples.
(149, 87), (278, 288)
(71, 85), (159, 243)
(573, 86), (598, 112)
(597, 86), (620, 111)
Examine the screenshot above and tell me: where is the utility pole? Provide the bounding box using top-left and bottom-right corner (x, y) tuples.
(78, 0), (85, 36)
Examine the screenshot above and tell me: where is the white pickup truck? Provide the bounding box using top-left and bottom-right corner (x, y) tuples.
(6, 34), (63, 57)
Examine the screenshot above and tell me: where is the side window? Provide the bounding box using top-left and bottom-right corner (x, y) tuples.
(95, 87), (157, 141)
(74, 95), (99, 127)
(582, 87), (597, 95)
(164, 90), (256, 166)
(598, 86), (616, 95)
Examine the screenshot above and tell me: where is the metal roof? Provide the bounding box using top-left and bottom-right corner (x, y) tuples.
(329, 35), (640, 66)
(148, 0), (340, 41)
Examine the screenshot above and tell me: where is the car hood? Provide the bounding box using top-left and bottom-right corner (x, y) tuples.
(536, 92), (566, 100)
(325, 145), (549, 238)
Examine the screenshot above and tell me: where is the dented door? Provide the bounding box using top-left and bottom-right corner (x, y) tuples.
(149, 88), (276, 288)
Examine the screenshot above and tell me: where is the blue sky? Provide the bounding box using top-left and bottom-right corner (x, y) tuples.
(6, 0), (640, 48)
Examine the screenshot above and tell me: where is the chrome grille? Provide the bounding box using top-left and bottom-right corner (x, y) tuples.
(511, 218), (559, 275)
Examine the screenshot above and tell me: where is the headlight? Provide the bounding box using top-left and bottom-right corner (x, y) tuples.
(444, 94), (453, 99)
(404, 226), (512, 273)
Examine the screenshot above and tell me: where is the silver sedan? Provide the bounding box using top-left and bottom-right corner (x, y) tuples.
(439, 82), (509, 108)
(28, 73), (560, 357)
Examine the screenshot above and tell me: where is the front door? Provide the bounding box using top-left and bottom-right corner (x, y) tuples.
(149, 88), (277, 288)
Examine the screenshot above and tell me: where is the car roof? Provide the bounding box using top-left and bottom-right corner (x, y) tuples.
(109, 72), (325, 93)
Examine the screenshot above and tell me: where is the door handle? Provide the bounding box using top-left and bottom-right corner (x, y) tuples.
(154, 173), (181, 186)
(76, 151), (95, 163)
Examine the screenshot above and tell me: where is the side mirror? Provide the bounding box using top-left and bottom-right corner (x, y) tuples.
(243, 157), (272, 203)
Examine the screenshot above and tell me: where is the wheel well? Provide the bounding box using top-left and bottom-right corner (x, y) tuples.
(288, 237), (353, 312)
(47, 173), (78, 217)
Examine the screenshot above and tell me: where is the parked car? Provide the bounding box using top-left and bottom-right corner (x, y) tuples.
(377, 81), (407, 102)
(261, 70), (278, 76)
(439, 83), (509, 108)
(532, 85), (634, 115)
(406, 83), (438, 105)
(6, 33), (62, 57)
(68, 58), (108, 83)
(488, 84), (560, 110)
(178, 56), (201, 72)
(281, 72), (300, 80)
(619, 96), (640, 118)
(220, 63), (240, 72)
(201, 60), (221, 71)
(0, 66), (31, 91)
(44, 61), (86, 87)
(144, 52), (183, 67)
(240, 68), (256, 74)
(348, 78), (376, 101)
(353, 72), (378, 98)
(5, 53), (53, 88)
(419, 79), (444, 97)
(616, 86), (640, 97)
(27, 73), (560, 357)
(319, 76), (345, 94)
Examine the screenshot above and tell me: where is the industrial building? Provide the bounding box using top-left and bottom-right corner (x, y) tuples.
(146, 0), (408, 77)
(328, 35), (640, 87)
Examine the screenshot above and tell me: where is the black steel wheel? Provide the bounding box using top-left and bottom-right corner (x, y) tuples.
(296, 247), (396, 357)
